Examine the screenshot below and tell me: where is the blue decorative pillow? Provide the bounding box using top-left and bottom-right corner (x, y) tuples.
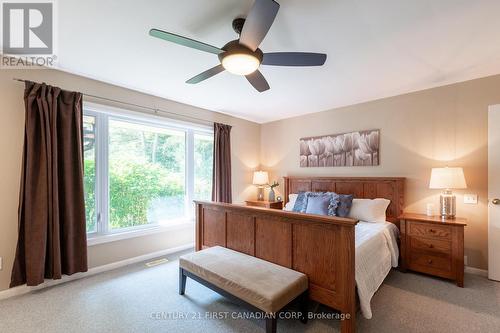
(305, 192), (340, 216)
(305, 194), (331, 215)
(335, 194), (354, 217)
(327, 193), (340, 216)
(292, 191), (309, 213)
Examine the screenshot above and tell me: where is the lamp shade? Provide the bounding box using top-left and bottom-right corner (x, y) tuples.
(429, 167), (467, 189)
(252, 171), (269, 186)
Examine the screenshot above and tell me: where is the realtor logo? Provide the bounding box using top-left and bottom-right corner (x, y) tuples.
(1, 0), (56, 68)
(2, 1), (53, 54)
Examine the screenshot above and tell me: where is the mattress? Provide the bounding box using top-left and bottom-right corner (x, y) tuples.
(355, 221), (399, 319)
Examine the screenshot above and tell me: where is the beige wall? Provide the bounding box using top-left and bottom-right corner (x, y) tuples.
(0, 69), (260, 292)
(261, 74), (500, 270)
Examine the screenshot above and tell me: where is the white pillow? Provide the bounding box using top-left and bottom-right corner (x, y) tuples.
(283, 193), (298, 211)
(347, 198), (390, 223)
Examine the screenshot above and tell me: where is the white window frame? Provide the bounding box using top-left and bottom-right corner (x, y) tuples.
(84, 102), (213, 244)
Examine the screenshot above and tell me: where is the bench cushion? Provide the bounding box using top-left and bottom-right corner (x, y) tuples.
(180, 246), (308, 313)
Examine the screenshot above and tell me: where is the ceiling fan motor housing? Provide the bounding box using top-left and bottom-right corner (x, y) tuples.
(232, 18), (246, 35)
(219, 40), (263, 64)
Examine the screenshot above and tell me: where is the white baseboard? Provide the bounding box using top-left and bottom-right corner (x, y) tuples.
(0, 243), (194, 301)
(465, 266), (488, 277)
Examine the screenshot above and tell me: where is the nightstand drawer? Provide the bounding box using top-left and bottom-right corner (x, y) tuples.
(410, 237), (451, 255)
(409, 252), (452, 272)
(408, 222), (451, 240)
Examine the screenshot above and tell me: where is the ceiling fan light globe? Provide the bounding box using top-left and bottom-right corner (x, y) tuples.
(222, 53), (260, 76)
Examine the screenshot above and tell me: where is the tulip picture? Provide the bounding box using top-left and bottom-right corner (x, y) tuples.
(299, 130), (379, 167)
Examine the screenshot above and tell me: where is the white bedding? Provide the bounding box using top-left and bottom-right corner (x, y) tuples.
(355, 221), (399, 319)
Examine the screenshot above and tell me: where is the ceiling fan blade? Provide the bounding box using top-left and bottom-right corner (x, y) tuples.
(186, 65), (225, 84)
(245, 70), (270, 92)
(239, 0), (280, 51)
(149, 29), (223, 55)
(262, 52), (327, 66)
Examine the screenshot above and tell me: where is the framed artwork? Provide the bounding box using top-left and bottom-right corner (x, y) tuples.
(300, 129), (379, 167)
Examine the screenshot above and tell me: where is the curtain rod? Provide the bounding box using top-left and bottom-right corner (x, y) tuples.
(12, 78), (214, 127)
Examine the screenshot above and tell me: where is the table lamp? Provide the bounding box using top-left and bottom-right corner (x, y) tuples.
(429, 167), (467, 218)
(253, 171), (269, 201)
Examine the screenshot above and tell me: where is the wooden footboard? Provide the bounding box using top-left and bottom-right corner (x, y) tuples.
(194, 201), (358, 333)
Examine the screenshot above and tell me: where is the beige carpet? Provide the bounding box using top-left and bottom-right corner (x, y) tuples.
(1, 250), (499, 333)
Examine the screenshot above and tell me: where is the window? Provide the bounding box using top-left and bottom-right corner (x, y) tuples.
(83, 104), (213, 237)
(108, 120), (186, 229)
(194, 133), (214, 201)
(83, 115), (97, 233)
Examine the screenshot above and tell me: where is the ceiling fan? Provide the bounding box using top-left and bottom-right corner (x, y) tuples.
(149, 0), (327, 92)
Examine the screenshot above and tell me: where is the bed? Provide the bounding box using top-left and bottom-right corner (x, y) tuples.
(354, 221), (399, 319)
(194, 176), (405, 333)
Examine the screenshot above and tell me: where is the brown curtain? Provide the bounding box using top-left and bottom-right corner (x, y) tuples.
(212, 123), (232, 203)
(10, 81), (88, 288)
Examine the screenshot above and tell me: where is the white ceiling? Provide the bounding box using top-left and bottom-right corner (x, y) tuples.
(57, 0), (500, 123)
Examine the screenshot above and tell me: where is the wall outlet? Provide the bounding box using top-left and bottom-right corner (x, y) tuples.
(464, 194), (478, 204)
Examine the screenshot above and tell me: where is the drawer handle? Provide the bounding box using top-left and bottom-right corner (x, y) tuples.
(427, 259), (433, 264)
(428, 244), (434, 249)
(429, 229), (436, 233)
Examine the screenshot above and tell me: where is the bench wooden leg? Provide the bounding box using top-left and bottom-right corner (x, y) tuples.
(179, 267), (187, 295)
(299, 291), (308, 324)
(266, 316), (277, 333)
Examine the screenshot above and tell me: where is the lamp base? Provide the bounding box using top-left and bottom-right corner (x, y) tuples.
(440, 191), (456, 219)
(257, 187), (264, 201)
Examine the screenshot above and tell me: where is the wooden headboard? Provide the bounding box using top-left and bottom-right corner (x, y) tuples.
(283, 176), (405, 224)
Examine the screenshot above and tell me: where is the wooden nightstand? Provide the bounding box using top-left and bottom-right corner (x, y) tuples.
(399, 213), (467, 287)
(245, 200), (283, 210)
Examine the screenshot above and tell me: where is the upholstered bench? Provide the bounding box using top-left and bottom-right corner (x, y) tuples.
(179, 246), (309, 333)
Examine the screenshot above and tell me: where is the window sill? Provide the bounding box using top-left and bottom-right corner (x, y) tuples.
(87, 219), (195, 246)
